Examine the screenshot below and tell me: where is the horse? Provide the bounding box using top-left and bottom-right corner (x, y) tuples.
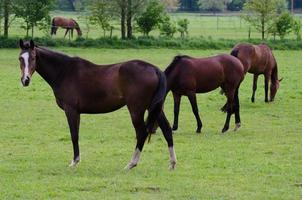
(165, 54), (245, 133)
(51, 17), (82, 38)
(231, 43), (282, 103)
(18, 40), (176, 170)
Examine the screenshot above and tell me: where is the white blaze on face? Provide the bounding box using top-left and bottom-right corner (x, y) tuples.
(21, 52), (30, 80)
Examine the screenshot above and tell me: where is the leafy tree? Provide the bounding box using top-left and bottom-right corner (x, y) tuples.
(1, 0), (15, 38)
(227, 0), (246, 11)
(198, 0), (231, 13)
(275, 12), (293, 39)
(159, 16), (177, 37)
(292, 18), (302, 40)
(242, 0), (287, 40)
(162, 0), (179, 11)
(88, 0), (112, 37)
(13, 0), (53, 37)
(136, 0), (166, 36)
(179, 0), (199, 11)
(177, 18), (189, 38)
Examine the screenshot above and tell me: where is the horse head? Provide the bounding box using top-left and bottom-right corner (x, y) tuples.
(270, 77), (283, 102)
(18, 39), (37, 87)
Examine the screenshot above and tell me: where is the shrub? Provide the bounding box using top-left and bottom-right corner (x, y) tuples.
(275, 12), (294, 40)
(177, 18), (190, 38)
(159, 16), (177, 37)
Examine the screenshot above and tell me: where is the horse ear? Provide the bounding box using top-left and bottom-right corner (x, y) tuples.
(19, 39), (24, 49)
(279, 77), (283, 82)
(30, 40), (35, 49)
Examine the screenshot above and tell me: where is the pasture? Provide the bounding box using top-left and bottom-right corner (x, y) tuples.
(4, 11), (302, 40)
(0, 47), (302, 199)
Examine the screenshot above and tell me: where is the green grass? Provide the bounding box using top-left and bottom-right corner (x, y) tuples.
(4, 11), (302, 40)
(0, 48), (302, 199)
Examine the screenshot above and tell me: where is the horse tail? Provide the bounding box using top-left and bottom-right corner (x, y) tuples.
(230, 48), (239, 58)
(146, 69), (167, 135)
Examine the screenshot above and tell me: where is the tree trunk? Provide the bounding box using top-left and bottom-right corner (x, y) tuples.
(126, 0), (132, 39)
(26, 22), (29, 37)
(31, 24), (34, 38)
(121, 0), (126, 39)
(3, 0), (9, 38)
(261, 16), (265, 40)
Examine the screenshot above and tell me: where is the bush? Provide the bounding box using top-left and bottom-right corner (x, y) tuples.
(292, 19), (302, 40)
(275, 12), (294, 40)
(177, 18), (190, 38)
(159, 16), (177, 37)
(2, 36), (302, 50)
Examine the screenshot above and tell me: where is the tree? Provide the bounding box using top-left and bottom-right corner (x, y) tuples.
(159, 16), (177, 37)
(275, 12), (293, 39)
(162, 0), (179, 11)
(177, 18), (189, 38)
(136, 0), (166, 36)
(88, 0), (112, 37)
(179, 0), (199, 11)
(13, 0), (53, 37)
(2, 0), (14, 38)
(227, 0), (246, 11)
(292, 18), (302, 40)
(198, 0), (231, 13)
(242, 0), (287, 40)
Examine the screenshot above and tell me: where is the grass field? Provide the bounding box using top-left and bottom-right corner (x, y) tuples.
(3, 11), (302, 40)
(0, 47), (302, 199)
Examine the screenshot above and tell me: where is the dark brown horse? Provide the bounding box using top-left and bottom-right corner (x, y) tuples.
(18, 40), (176, 170)
(231, 43), (282, 102)
(165, 54), (244, 133)
(51, 17), (82, 38)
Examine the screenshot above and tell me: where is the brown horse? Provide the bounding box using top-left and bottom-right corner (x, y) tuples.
(231, 43), (282, 102)
(51, 17), (82, 38)
(165, 54), (244, 133)
(18, 40), (176, 170)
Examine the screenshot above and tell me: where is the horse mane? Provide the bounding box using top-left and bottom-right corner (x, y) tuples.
(71, 19), (80, 28)
(165, 55), (191, 75)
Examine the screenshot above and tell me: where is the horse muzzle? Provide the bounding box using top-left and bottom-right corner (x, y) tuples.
(21, 76), (31, 87)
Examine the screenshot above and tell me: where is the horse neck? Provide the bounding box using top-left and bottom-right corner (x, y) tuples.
(271, 64), (279, 86)
(36, 48), (71, 89)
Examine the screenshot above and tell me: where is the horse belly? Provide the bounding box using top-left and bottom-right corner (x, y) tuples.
(79, 95), (126, 114)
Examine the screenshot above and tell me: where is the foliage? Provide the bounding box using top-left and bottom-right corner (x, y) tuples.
(88, 0), (112, 37)
(179, 0), (199, 11)
(162, 0), (179, 11)
(227, 0), (246, 11)
(292, 18), (302, 40)
(242, 0), (287, 40)
(177, 18), (190, 38)
(136, 0), (166, 36)
(159, 16), (177, 37)
(12, 0), (53, 37)
(275, 12), (293, 40)
(198, 0), (231, 12)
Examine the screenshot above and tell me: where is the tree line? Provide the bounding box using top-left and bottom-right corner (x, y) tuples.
(0, 0), (301, 40)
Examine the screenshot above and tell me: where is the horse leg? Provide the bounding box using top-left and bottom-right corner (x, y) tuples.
(222, 89), (235, 133)
(187, 93), (202, 133)
(251, 74), (258, 103)
(64, 107), (80, 167)
(172, 92), (181, 131)
(125, 110), (148, 170)
(157, 111), (177, 170)
(71, 29), (74, 38)
(64, 29), (69, 38)
(264, 73), (270, 103)
(234, 87), (241, 131)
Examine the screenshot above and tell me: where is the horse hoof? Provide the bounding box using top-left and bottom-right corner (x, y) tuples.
(124, 162), (137, 170)
(169, 161), (176, 170)
(196, 129), (201, 133)
(251, 98), (255, 103)
(234, 123), (241, 131)
(69, 158), (80, 167)
(221, 127), (229, 133)
(172, 126), (178, 131)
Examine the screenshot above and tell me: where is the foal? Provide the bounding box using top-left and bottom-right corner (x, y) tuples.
(231, 43), (282, 102)
(18, 40), (176, 170)
(165, 54), (245, 133)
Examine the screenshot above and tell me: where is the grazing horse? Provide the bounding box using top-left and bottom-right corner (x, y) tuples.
(51, 17), (82, 38)
(18, 40), (176, 170)
(165, 54), (244, 133)
(231, 43), (282, 102)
